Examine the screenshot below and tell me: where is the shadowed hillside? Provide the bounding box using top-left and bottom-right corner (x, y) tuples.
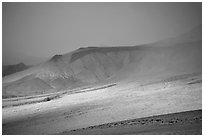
(2, 25), (202, 98)
(2, 63), (30, 77)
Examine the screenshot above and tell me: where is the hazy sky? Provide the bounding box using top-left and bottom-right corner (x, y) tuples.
(2, 2), (202, 65)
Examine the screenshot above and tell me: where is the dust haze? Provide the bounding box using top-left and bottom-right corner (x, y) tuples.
(2, 2), (202, 135)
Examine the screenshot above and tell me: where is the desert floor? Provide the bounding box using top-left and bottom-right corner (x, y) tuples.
(2, 72), (202, 135)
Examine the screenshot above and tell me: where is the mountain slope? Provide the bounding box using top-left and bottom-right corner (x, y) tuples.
(2, 25), (202, 98)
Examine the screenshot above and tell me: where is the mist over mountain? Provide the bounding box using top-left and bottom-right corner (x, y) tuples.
(2, 25), (202, 98)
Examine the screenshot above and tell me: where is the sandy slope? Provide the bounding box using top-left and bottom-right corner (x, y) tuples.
(63, 109), (201, 135)
(2, 72), (201, 134)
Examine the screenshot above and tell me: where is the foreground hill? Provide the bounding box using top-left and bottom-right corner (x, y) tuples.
(2, 25), (202, 98)
(62, 109), (201, 135)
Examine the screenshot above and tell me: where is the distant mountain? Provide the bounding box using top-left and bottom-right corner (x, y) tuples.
(2, 25), (202, 98)
(2, 63), (30, 77)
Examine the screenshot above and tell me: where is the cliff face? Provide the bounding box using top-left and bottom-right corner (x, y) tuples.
(2, 25), (202, 97)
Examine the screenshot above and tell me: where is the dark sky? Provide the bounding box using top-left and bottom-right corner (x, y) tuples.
(2, 2), (202, 65)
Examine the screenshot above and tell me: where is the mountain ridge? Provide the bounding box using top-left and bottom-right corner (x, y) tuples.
(2, 25), (202, 98)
